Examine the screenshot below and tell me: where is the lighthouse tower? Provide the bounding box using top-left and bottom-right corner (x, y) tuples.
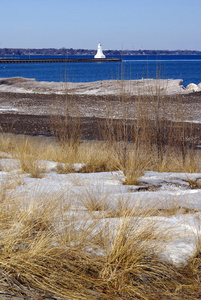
(94, 42), (106, 59)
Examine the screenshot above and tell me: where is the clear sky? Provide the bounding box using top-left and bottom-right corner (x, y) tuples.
(1, 0), (201, 50)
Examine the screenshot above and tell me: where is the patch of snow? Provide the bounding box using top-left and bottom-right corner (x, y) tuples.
(186, 83), (201, 92)
(0, 158), (20, 172)
(0, 107), (18, 112)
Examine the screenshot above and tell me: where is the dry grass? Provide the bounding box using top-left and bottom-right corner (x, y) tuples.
(100, 215), (179, 297)
(183, 178), (201, 189)
(1, 133), (200, 183)
(77, 186), (111, 213)
(0, 185), (201, 299)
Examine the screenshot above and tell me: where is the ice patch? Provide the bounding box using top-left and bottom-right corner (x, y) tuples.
(0, 77), (198, 96)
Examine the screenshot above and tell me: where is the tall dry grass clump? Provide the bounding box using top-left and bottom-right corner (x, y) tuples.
(99, 79), (200, 181)
(0, 184), (100, 298)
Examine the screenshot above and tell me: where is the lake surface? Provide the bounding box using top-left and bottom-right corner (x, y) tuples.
(0, 55), (201, 87)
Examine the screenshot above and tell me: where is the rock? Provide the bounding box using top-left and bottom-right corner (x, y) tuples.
(186, 83), (201, 92)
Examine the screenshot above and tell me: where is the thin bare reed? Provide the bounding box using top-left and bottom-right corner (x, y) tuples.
(50, 92), (81, 151)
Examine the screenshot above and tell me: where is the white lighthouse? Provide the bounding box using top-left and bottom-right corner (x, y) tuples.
(94, 42), (106, 59)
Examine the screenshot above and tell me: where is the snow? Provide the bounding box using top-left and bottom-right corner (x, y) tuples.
(0, 107), (18, 112)
(186, 83), (201, 92)
(0, 156), (201, 266)
(0, 77), (199, 96)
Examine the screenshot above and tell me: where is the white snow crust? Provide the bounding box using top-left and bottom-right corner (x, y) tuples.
(0, 77), (198, 96)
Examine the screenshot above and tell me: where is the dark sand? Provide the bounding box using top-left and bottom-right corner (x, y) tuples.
(0, 91), (200, 145)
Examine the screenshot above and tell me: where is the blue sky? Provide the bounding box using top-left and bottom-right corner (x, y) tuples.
(1, 0), (201, 50)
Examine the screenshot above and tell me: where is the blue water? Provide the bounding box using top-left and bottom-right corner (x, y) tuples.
(0, 55), (201, 87)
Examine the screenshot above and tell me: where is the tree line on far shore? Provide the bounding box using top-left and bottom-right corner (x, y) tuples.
(0, 48), (201, 56)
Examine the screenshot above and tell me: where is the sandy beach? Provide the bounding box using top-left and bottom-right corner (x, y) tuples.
(0, 78), (200, 143)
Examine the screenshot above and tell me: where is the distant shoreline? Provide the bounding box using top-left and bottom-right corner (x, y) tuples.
(0, 48), (201, 56)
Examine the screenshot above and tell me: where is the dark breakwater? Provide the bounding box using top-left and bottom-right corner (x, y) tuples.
(0, 58), (121, 64)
